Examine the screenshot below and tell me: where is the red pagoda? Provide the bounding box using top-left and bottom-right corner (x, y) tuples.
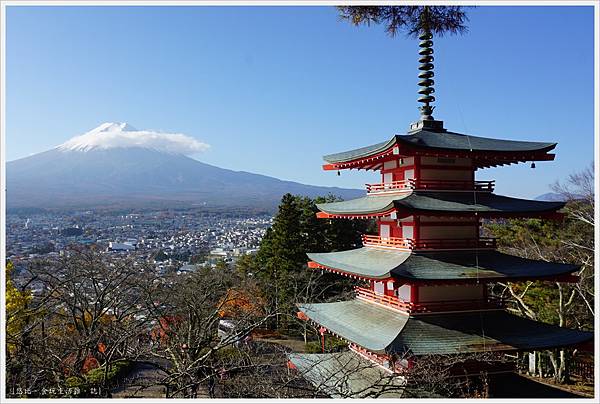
(289, 28), (593, 398)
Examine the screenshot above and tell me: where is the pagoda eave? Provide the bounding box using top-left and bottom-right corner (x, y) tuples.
(324, 152), (556, 172)
(323, 132), (557, 171)
(308, 260), (393, 281)
(298, 300), (593, 356)
(308, 261), (579, 285)
(315, 192), (566, 220)
(316, 209), (396, 219)
(307, 248), (580, 283)
(406, 273), (580, 285)
(317, 209), (564, 221)
(288, 351), (405, 398)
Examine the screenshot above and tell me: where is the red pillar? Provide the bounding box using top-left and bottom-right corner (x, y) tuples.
(414, 155), (421, 187)
(414, 215), (421, 244)
(410, 283), (419, 304)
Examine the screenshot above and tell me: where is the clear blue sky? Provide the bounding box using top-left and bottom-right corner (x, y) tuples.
(5, 5), (595, 198)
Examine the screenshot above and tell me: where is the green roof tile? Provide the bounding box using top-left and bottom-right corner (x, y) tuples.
(316, 191), (565, 216)
(316, 194), (403, 216)
(308, 248), (579, 281)
(323, 131), (556, 164)
(299, 299), (593, 355)
(307, 248), (410, 279)
(300, 300), (409, 352)
(288, 351), (405, 398)
(391, 311), (593, 355)
(299, 299), (409, 352)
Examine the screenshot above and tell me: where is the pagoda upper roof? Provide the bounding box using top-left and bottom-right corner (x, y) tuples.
(316, 191), (564, 218)
(307, 248), (579, 282)
(299, 299), (593, 355)
(323, 130), (556, 170)
(288, 351), (405, 398)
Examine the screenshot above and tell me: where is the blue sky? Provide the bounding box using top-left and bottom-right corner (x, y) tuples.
(5, 5), (595, 198)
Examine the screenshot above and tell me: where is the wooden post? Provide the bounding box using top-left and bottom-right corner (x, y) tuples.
(410, 284), (419, 305)
(319, 327), (326, 353)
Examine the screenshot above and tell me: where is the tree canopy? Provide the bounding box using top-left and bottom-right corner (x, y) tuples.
(250, 194), (369, 330)
(337, 6), (469, 37)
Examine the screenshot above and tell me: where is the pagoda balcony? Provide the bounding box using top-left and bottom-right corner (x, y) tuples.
(354, 286), (505, 314)
(361, 235), (497, 251)
(365, 179), (495, 194)
(361, 234), (414, 250)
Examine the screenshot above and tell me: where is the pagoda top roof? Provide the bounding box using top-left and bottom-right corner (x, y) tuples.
(322, 130), (556, 170)
(316, 191), (564, 219)
(307, 248), (579, 282)
(288, 351), (404, 398)
(299, 299), (593, 355)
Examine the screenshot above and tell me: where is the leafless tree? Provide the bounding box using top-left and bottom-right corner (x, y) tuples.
(141, 266), (279, 398)
(552, 162), (595, 319)
(492, 164), (594, 384)
(281, 348), (508, 398)
(552, 163), (594, 226)
(6, 249), (160, 397)
(7, 248), (519, 399)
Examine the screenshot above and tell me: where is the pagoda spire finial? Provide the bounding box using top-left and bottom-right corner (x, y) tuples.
(409, 6), (445, 133)
(417, 29), (435, 121)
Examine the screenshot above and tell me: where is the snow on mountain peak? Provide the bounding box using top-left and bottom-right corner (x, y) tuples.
(93, 122), (138, 133)
(56, 122), (210, 155)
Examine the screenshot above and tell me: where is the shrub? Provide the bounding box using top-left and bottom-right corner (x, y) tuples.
(85, 360), (132, 385)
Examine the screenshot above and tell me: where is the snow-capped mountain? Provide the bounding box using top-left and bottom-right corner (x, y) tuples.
(7, 123), (362, 211)
(56, 122), (209, 154)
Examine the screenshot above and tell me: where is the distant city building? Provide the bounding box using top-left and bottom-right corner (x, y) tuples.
(108, 242), (136, 251)
(209, 247), (228, 256)
(6, 209), (271, 285)
(60, 226), (84, 237)
(178, 264), (199, 274)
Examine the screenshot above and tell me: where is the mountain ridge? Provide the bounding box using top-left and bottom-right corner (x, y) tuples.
(7, 123), (363, 211)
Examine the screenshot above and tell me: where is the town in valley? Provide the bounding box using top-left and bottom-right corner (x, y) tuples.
(6, 209), (272, 281)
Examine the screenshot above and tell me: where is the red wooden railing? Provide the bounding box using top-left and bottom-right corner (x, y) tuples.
(365, 179), (495, 194)
(365, 180), (414, 193)
(355, 287), (413, 311)
(362, 235), (497, 250)
(361, 235), (414, 250)
(355, 286), (505, 314)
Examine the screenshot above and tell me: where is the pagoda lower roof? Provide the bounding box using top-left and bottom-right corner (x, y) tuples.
(307, 248), (579, 281)
(316, 191), (564, 218)
(298, 299), (593, 355)
(323, 131), (556, 168)
(288, 351), (405, 398)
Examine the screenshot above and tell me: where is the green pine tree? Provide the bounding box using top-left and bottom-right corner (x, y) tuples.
(253, 193), (369, 331)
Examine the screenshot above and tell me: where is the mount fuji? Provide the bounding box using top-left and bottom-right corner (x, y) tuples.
(6, 123), (363, 211)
